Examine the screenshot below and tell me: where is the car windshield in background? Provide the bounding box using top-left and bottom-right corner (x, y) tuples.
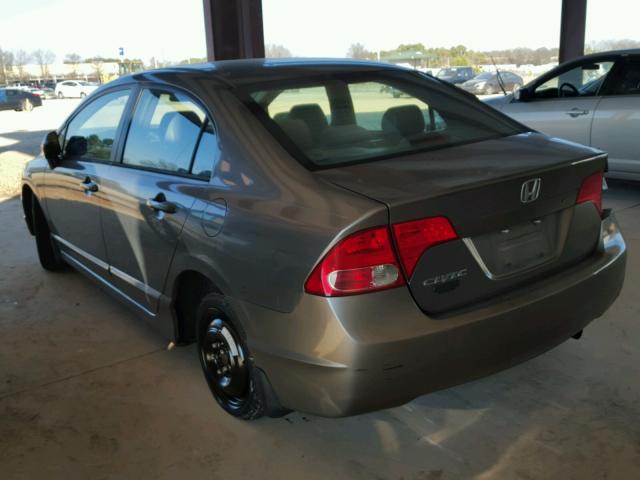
(239, 71), (524, 169)
(437, 68), (457, 78)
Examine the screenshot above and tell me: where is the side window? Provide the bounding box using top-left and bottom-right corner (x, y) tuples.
(63, 89), (130, 161)
(606, 61), (640, 96)
(122, 89), (207, 175)
(533, 61), (614, 99)
(191, 121), (219, 179)
(348, 81), (446, 133)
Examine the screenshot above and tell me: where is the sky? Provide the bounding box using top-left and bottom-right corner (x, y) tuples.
(0, 0), (638, 63)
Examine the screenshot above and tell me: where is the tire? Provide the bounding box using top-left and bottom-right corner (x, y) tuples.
(57, 91), (64, 99)
(32, 198), (66, 271)
(22, 99), (33, 112)
(196, 293), (286, 420)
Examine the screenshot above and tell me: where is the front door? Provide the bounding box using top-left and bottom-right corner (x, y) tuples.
(502, 59), (615, 146)
(101, 87), (218, 313)
(44, 88), (132, 277)
(591, 57), (640, 176)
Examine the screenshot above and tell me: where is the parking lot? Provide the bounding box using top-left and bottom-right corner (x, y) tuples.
(1, 100), (640, 479)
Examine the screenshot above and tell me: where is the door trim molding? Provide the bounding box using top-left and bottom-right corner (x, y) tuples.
(110, 265), (161, 301)
(53, 234), (109, 270)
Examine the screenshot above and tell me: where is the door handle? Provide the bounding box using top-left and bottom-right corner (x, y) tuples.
(146, 196), (177, 214)
(565, 107), (589, 118)
(81, 177), (98, 193)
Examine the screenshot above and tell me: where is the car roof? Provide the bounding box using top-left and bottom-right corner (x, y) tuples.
(567, 49), (640, 64)
(107, 58), (416, 88)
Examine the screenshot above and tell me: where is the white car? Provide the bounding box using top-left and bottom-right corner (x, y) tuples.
(54, 80), (98, 98)
(485, 49), (640, 181)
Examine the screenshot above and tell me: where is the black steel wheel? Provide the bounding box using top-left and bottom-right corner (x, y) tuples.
(200, 317), (250, 410)
(196, 294), (278, 420)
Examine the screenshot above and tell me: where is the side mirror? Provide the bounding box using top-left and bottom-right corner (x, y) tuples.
(42, 131), (61, 169)
(514, 87), (531, 102)
(65, 135), (88, 159)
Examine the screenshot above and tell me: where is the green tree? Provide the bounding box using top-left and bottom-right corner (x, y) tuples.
(346, 43), (374, 60)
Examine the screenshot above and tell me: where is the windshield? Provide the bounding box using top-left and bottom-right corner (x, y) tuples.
(474, 72), (494, 80)
(237, 71), (524, 169)
(437, 68), (458, 78)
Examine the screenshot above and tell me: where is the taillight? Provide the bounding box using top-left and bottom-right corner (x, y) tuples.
(304, 227), (405, 297)
(576, 172), (603, 214)
(392, 216), (458, 278)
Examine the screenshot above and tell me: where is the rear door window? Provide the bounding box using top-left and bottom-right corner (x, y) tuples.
(63, 89), (131, 161)
(122, 89), (210, 176)
(604, 60), (640, 96)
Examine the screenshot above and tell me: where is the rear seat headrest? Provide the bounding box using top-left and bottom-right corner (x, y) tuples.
(381, 104), (425, 137)
(273, 116), (313, 150)
(289, 104), (329, 134)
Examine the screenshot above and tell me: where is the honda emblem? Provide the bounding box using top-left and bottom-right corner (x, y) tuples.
(520, 178), (541, 203)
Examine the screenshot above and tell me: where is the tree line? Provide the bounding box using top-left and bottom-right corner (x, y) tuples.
(346, 39), (640, 67)
(0, 48), (144, 84)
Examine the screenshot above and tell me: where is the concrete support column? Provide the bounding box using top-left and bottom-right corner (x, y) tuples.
(559, 0), (588, 63)
(202, 0), (265, 61)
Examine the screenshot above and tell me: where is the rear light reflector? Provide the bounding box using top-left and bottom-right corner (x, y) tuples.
(304, 227), (405, 297)
(392, 216), (458, 278)
(576, 172), (603, 214)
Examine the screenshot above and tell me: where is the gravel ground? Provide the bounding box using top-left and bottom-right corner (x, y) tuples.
(0, 99), (80, 199)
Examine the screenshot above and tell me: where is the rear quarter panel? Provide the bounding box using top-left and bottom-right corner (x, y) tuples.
(162, 84), (387, 316)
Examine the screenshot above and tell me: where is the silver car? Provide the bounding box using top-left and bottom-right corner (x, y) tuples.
(22, 59), (626, 419)
(485, 50), (640, 181)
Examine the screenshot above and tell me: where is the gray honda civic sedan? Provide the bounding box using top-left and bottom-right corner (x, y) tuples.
(22, 59), (626, 419)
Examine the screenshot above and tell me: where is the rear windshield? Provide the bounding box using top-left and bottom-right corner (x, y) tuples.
(237, 70), (524, 169)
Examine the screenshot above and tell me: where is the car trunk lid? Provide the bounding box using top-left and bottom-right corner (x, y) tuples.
(316, 133), (606, 314)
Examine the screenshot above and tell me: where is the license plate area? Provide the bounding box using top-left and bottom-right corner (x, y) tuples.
(469, 211), (567, 279)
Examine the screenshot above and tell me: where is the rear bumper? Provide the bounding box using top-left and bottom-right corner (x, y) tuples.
(242, 213), (626, 417)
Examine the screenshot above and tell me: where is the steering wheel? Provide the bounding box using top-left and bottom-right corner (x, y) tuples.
(559, 82), (579, 97)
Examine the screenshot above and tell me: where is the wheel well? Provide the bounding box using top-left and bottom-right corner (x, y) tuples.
(22, 186), (35, 235)
(173, 270), (220, 343)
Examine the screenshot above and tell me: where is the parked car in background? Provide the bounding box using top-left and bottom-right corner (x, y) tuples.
(29, 86), (56, 100)
(461, 71), (523, 95)
(436, 66), (474, 84)
(55, 80), (99, 98)
(23, 59), (625, 420)
(9, 82), (32, 91)
(0, 88), (42, 112)
(485, 50), (640, 180)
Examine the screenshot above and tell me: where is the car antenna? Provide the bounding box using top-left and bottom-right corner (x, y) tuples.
(491, 56), (508, 96)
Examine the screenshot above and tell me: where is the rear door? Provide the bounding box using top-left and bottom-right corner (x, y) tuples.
(590, 56), (640, 177)
(5, 89), (22, 109)
(43, 88), (132, 278)
(501, 58), (615, 146)
(101, 87), (219, 313)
